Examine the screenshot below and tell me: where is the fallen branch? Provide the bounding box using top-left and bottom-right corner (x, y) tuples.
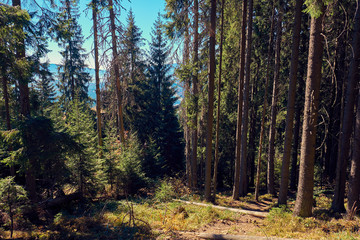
(39, 192), (82, 209)
(173, 199), (268, 218)
(197, 233), (297, 240)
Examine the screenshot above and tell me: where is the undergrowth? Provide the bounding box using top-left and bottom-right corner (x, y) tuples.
(1, 181), (360, 240)
(262, 206), (360, 239)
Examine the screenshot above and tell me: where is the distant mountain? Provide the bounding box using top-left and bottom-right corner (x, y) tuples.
(48, 63), (183, 105)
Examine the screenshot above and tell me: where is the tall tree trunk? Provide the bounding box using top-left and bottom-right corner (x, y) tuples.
(108, 0), (125, 143)
(12, 0), (30, 118)
(324, 16), (346, 182)
(232, 0), (247, 200)
(13, 0), (36, 202)
(254, 0), (275, 201)
(278, 0), (303, 205)
(267, 8), (282, 196)
(191, 0), (200, 189)
(290, 100), (301, 191)
(92, 0), (103, 156)
(205, 0), (217, 202)
(213, 0), (225, 200)
(248, 77), (257, 188)
(183, 28), (192, 188)
(239, 0), (253, 197)
(332, 0), (360, 213)
(293, 3), (325, 217)
(348, 88), (360, 213)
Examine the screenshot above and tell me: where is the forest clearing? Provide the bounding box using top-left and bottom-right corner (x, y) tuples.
(1, 0), (360, 239)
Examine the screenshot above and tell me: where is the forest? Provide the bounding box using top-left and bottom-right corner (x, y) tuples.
(0, 0), (360, 239)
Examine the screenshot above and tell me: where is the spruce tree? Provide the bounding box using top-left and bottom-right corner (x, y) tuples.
(121, 11), (148, 141)
(34, 62), (56, 116)
(55, 0), (91, 107)
(148, 14), (184, 176)
(64, 98), (99, 196)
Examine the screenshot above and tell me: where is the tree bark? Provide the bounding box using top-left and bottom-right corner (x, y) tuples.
(213, 0), (225, 200)
(293, 3), (325, 217)
(348, 88), (360, 213)
(290, 101), (301, 191)
(278, 0), (303, 205)
(254, 0), (275, 201)
(13, 0), (36, 202)
(232, 0), (247, 200)
(332, 0), (360, 213)
(12, 0), (30, 118)
(205, 0), (217, 202)
(92, 0), (103, 157)
(267, 8), (282, 196)
(183, 27), (192, 188)
(108, 0), (125, 143)
(239, 0), (253, 197)
(191, 0), (199, 190)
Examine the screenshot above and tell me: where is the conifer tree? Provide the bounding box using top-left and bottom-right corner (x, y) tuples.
(65, 98), (99, 196)
(34, 62), (56, 116)
(56, 0), (91, 107)
(148, 14), (184, 175)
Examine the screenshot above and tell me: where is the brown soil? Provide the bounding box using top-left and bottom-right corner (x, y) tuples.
(156, 195), (275, 240)
(157, 214), (265, 239)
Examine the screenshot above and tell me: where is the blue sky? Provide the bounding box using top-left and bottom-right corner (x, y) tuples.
(46, 0), (167, 68)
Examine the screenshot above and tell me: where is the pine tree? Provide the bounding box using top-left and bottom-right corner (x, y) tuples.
(34, 62), (56, 116)
(294, 0), (325, 217)
(121, 11), (148, 141)
(65, 98), (99, 196)
(122, 9), (145, 86)
(55, 0), (91, 107)
(148, 14), (184, 175)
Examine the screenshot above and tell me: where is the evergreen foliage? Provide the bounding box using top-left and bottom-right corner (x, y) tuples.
(55, 0), (91, 107)
(34, 62), (56, 115)
(0, 177), (27, 238)
(61, 98), (100, 196)
(1, 0), (360, 230)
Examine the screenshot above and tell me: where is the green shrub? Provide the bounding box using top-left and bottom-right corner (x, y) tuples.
(154, 181), (176, 202)
(115, 133), (147, 196)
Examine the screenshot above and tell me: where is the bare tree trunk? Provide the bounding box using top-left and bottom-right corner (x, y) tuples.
(290, 101), (301, 191)
(348, 88), (360, 213)
(254, 0), (275, 201)
(248, 79), (257, 188)
(232, 0), (247, 200)
(278, 0), (303, 205)
(213, 0), (226, 200)
(324, 11), (346, 182)
(239, 0), (253, 197)
(267, 8), (283, 196)
(332, 0), (360, 213)
(191, 0), (200, 190)
(183, 28), (192, 188)
(92, 0), (103, 157)
(293, 3), (325, 217)
(108, 0), (125, 143)
(12, 0), (30, 118)
(13, 0), (36, 202)
(205, 0), (217, 202)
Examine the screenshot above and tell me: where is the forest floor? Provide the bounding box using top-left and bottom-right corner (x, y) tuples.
(1, 184), (360, 239)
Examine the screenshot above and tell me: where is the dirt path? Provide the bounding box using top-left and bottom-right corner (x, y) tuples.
(157, 197), (276, 240)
